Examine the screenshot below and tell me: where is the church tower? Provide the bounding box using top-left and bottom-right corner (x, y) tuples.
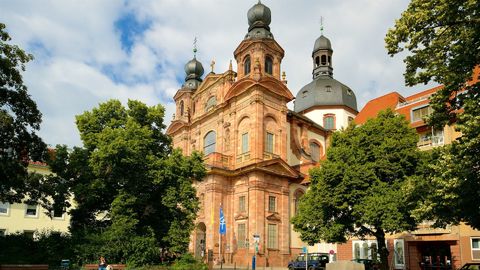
(294, 34), (358, 130)
(234, 1), (284, 81)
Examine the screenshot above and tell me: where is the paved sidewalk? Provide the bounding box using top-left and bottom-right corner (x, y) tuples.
(212, 265), (288, 270)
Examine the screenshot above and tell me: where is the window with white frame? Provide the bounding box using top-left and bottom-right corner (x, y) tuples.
(52, 205), (65, 219)
(472, 238), (480, 260)
(0, 202), (9, 215)
(394, 239), (405, 268)
(412, 105), (432, 122)
(25, 204), (38, 217)
(24, 230), (35, 239)
(267, 224), (278, 249)
(352, 240), (379, 261)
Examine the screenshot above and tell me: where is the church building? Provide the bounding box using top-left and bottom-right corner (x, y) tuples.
(166, 1), (358, 267)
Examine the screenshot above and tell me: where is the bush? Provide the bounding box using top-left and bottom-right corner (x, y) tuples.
(0, 231), (75, 267)
(170, 254), (207, 270)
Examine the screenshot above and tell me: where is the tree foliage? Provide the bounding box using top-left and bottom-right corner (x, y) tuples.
(292, 110), (421, 270)
(386, 0), (480, 229)
(49, 100), (206, 265)
(0, 23), (47, 202)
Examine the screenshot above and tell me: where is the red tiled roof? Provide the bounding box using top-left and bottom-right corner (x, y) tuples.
(355, 92), (405, 125)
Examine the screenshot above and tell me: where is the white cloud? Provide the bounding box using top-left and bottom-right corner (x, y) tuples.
(1, 0), (438, 147)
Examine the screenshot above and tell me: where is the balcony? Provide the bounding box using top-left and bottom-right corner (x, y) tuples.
(204, 152), (232, 170)
(417, 135), (444, 148)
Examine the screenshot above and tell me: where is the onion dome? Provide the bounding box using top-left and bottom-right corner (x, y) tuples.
(183, 57), (204, 90)
(294, 34), (357, 113)
(313, 35), (332, 53)
(245, 1), (274, 39)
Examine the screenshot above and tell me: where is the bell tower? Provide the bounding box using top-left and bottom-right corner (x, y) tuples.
(234, 1), (284, 81)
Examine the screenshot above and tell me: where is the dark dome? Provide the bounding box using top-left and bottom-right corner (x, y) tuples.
(184, 57), (204, 80)
(313, 35), (332, 53)
(294, 76), (358, 113)
(247, 2), (271, 30)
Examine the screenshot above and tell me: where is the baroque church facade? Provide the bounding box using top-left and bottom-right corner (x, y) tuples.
(166, 1), (358, 267)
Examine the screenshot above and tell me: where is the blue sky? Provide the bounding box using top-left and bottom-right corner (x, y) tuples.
(0, 0), (437, 147)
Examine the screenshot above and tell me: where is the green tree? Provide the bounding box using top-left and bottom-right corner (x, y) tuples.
(49, 100), (206, 265)
(0, 23), (47, 202)
(385, 0), (480, 229)
(292, 110), (421, 270)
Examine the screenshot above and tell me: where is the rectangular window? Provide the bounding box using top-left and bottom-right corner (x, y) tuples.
(23, 230), (35, 239)
(25, 204), (38, 217)
(239, 196), (246, 212)
(242, 133), (249, 154)
(265, 132), (274, 153)
(52, 206), (64, 219)
(267, 224), (277, 249)
(268, 196), (276, 212)
(0, 202), (9, 215)
(238, 223), (246, 248)
(472, 238), (480, 260)
(324, 116), (335, 130)
(412, 106), (432, 122)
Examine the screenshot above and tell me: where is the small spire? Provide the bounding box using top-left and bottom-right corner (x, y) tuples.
(193, 37), (198, 58)
(229, 60), (233, 71)
(282, 71), (286, 81)
(258, 0), (261, 3)
(320, 16), (324, 35)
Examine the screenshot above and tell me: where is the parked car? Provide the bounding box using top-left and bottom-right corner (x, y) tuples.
(351, 259), (379, 270)
(459, 263), (480, 270)
(288, 253), (330, 270)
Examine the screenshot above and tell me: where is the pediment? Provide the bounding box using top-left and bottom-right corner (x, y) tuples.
(266, 212), (281, 222)
(234, 39), (285, 57)
(166, 120), (188, 135)
(234, 213), (248, 220)
(224, 77), (294, 102)
(256, 158), (300, 179)
(195, 74), (221, 96)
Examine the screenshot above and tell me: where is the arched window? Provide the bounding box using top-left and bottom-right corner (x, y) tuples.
(315, 56), (320, 67)
(244, 56), (251, 75)
(265, 56), (273, 75)
(328, 56), (331, 65)
(310, 142), (320, 162)
(293, 189), (304, 215)
(321, 55), (327, 65)
(204, 131), (216, 155)
(180, 100), (184, 116)
(323, 114), (335, 130)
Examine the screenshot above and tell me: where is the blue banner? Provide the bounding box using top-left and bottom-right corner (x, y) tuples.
(219, 205), (226, 235)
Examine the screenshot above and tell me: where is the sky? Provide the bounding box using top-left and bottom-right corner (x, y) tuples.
(0, 0), (437, 147)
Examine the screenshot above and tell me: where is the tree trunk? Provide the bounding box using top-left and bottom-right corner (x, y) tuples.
(375, 230), (389, 270)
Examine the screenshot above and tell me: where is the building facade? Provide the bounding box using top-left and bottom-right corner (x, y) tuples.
(0, 162), (71, 238)
(341, 67), (480, 270)
(166, 2), (358, 267)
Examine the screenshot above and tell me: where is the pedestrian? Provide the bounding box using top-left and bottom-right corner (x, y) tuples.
(98, 256), (107, 270)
